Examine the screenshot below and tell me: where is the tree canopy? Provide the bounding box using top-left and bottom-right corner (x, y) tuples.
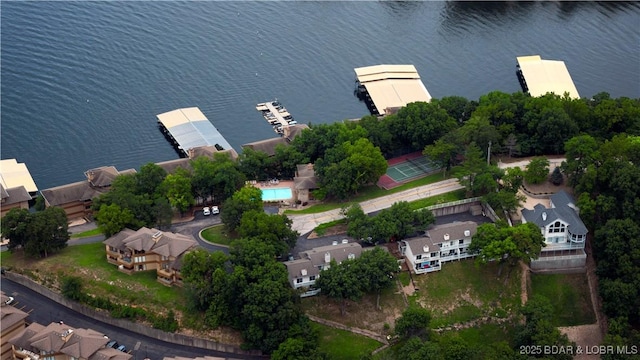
(2, 207), (69, 258)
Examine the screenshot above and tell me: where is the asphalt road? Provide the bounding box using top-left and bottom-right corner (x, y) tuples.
(0, 277), (265, 360)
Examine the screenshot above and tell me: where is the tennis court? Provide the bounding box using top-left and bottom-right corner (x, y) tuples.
(378, 153), (440, 189)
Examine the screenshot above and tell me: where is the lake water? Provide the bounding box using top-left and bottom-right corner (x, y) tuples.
(2, 1), (639, 190)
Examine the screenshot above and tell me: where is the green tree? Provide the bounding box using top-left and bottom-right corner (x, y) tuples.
(388, 101), (457, 152)
(95, 203), (135, 237)
(357, 247), (398, 310)
(238, 147), (274, 181)
(515, 295), (575, 360)
(423, 138), (459, 176)
(135, 163), (167, 196)
(160, 168), (194, 215)
(190, 156), (217, 202)
(24, 207), (69, 258)
(455, 142), (488, 195)
(315, 259), (362, 315)
(237, 210), (299, 256)
(1, 208), (32, 251)
(524, 156), (550, 185)
(395, 306), (432, 340)
(562, 134), (599, 187)
(210, 152), (246, 204)
(61, 276), (85, 301)
(501, 167), (524, 193)
(181, 249), (229, 312)
(550, 167), (563, 185)
(344, 204), (372, 242)
(221, 185), (263, 232)
(372, 201), (435, 243)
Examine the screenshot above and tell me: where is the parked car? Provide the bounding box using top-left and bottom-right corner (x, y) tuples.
(211, 205), (219, 215)
(5, 296), (15, 305)
(116, 344), (127, 352)
(106, 340), (118, 349)
(202, 207), (211, 216)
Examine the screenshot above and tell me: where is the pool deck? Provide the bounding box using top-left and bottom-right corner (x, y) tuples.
(252, 180), (295, 202)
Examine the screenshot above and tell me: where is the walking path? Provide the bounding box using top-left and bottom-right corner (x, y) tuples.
(288, 179), (463, 234)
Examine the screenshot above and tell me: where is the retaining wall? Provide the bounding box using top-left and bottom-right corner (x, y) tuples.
(530, 254), (587, 273)
(4, 272), (262, 357)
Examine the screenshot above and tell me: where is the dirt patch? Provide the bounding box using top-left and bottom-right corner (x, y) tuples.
(307, 224), (348, 239)
(559, 324), (602, 360)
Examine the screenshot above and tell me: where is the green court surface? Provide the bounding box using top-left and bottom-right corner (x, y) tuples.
(386, 157), (438, 182)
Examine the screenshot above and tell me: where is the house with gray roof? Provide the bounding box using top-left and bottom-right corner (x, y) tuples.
(399, 221), (478, 274)
(284, 241), (363, 297)
(521, 190), (587, 271)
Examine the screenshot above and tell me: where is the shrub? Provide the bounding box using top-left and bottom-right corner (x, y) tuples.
(550, 167), (564, 186)
(61, 276), (86, 301)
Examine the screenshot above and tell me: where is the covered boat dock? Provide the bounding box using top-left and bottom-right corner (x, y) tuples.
(157, 107), (233, 157)
(516, 55), (580, 99)
(354, 64), (432, 116)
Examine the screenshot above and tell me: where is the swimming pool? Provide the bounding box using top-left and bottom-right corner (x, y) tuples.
(261, 187), (293, 201)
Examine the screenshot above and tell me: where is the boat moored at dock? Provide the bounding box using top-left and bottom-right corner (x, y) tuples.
(256, 100), (298, 134)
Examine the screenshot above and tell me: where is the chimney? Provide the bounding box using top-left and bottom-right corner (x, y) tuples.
(423, 245), (429, 253)
(60, 329), (74, 342)
(301, 269), (307, 276)
(152, 231), (163, 242)
(464, 230), (471, 237)
(444, 234), (450, 241)
(324, 252), (331, 263)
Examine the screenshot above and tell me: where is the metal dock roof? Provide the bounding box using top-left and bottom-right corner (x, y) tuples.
(516, 55), (580, 99)
(156, 107), (233, 153)
(0, 158), (38, 194)
(355, 64), (432, 116)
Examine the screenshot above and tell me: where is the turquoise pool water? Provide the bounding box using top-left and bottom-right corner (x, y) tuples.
(261, 187), (293, 201)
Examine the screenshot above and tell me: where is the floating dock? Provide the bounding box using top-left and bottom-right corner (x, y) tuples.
(157, 107), (233, 157)
(516, 55), (580, 99)
(354, 64), (432, 116)
(256, 100), (297, 134)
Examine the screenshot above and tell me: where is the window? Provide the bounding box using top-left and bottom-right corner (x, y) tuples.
(296, 278), (303, 284)
(549, 221), (565, 233)
(416, 254), (422, 260)
(450, 241), (454, 246)
(430, 252), (437, 257)
(310, 275), (316, 281)
(459, 239), (464, 245)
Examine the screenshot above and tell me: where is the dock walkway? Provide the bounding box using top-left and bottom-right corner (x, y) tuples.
(256, 100), (297, 134)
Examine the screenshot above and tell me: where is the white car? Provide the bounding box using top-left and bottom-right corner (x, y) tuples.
(5, 296), (15, 305)
(211, 206), (220, 215)
(202, 207), (211, 216)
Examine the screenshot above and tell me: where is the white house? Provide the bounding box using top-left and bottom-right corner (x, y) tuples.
(284, 242), (363, 296)
(399, 221), (478, 274)
(521, 190), (587, 270)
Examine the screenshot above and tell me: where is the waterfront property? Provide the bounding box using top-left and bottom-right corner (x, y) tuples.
(284, 242), (363, 297)
(516, 55), (580, 99)
(521, 190), (587, 271)
(242, 124), (309, 156)
(399, 221), (478, 274)
(156, 107), (233, 158)
(7, 321), (132, 360)
(354, 64), (432, 116)
(102, 227), (198, 286)
(0, 159), (38, 218)
(40, 166), (137, 221)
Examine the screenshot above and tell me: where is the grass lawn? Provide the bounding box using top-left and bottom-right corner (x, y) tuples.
(200, 225), (237, 246)
(313, 322), (382, 360)
(1, 243), (185, 311)
(70, 228), (103, 238)
(408, 189), (466, 210)
(285, 172), (449, 215)
(411, 259), (521, 328)
(530, 273), (596, 326)
(313, 219), (346, 236)
(302, 284), (406, 333)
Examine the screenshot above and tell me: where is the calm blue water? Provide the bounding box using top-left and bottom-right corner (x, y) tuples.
(262, 187), (293, 202)
(2, 1), (639, 190)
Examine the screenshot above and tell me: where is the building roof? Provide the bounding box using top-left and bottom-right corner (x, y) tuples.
(8, 322), (46, 350)
(0, 159), (38, 194)
(402, 236), (441, 256)
(516, 55), (580, 99)
(40, 181), (105, 206)
(155, 158), (192, 174)
(294, 164), (318, 190)
(300, 242), (363, 266)
(0, 293), (29, 333)
(1, 184), (32, 205)
(284, 258), (320, 283)
(283, 124), (309, 140)
(84, 166), (121, 188)
(354, 64), (432, 115)
(89, 347), (134, 360)
(242, 137), (288, 157)
(156, 107), (233, 152)
(9, 321), (120, 360)
(426, 221), (478, 245)
(103, 227), (198, 258)
(521, 190), (587, 235)
(187, 146), (239, 161)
